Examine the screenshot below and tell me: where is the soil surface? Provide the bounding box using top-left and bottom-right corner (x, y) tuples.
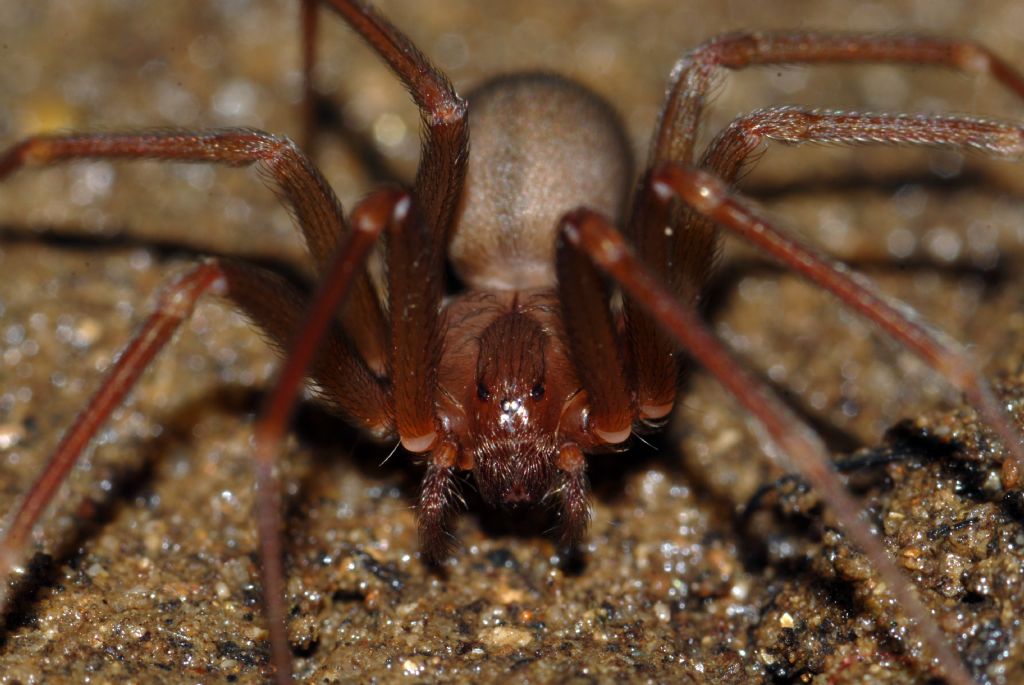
(3, 1), (1024, 683)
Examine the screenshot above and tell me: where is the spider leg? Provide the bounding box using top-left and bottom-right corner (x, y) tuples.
(558, 207), (976, 685)
(682, 108), (1024, 478)
(658, 159), (1024, 487)
(248, 189), (396, 684)
(300, 0), (319, 152)
(658, 107), (1024, 317)
(220, 261), (391, 434)
(0, 263), (223, 597)
(382, 194), (459, 559)
(417, 444), (458, 558)
(625, 32), (1024, 425)
(548, 228), (634, 542)
(310, 0), (469, 245)
(302, 2), (469, 554)
(553, 444), (590, 546)
(0, 191), (393, 685)
(300, 2), (468, 496)
(0, 130), (402, 683)
(555, 225), (633, 440)
(384, 195), (446, 451)
(701, 106), (1024, 180)
(653, 32), (1024, 168)
(0, 128), (388, 374)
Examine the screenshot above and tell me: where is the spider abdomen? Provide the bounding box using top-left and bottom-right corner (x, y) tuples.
(450, 72), (633, 291)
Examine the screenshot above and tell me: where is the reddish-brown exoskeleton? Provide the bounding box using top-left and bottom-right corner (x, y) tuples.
(3, 2), (1024, 684)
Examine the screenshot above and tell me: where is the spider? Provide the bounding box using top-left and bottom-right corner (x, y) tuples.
(1, 1), (1024, 683)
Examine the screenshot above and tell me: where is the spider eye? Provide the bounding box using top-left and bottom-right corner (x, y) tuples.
(477, 383), (491, 401)
(530, 383), (545, 400)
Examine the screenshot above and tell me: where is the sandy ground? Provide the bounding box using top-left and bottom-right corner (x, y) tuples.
(3, 0), (1024, 683)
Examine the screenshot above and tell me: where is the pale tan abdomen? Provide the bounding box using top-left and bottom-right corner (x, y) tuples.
(449, 73), (633, 290)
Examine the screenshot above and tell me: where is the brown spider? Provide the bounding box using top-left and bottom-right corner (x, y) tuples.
(2, 1), (1024, 683)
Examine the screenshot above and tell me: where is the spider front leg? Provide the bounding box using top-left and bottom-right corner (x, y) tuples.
(557, 209), (978, 685)
(382, 192), (459, 559)
(550, 216), (635, 543)
(652, 32), (1024, 170)
(626, 106), (1024, 491)
(0, 129), (388, 373)
(305, 0), (468, 242)
(687, 108), (1024, 479)
(624, 31), (1024, 419)
(245, 189), (401, 683)
(0, 262), (224, 586)
(0, 129), (404, 682)
(0, 191), (397, 685)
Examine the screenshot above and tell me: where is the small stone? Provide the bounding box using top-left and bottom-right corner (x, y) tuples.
(480, 626), (533, 651)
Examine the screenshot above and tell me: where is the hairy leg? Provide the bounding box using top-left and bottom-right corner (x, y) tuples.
(559, 206), (976, 685)
(624, 33), (1024, 425)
